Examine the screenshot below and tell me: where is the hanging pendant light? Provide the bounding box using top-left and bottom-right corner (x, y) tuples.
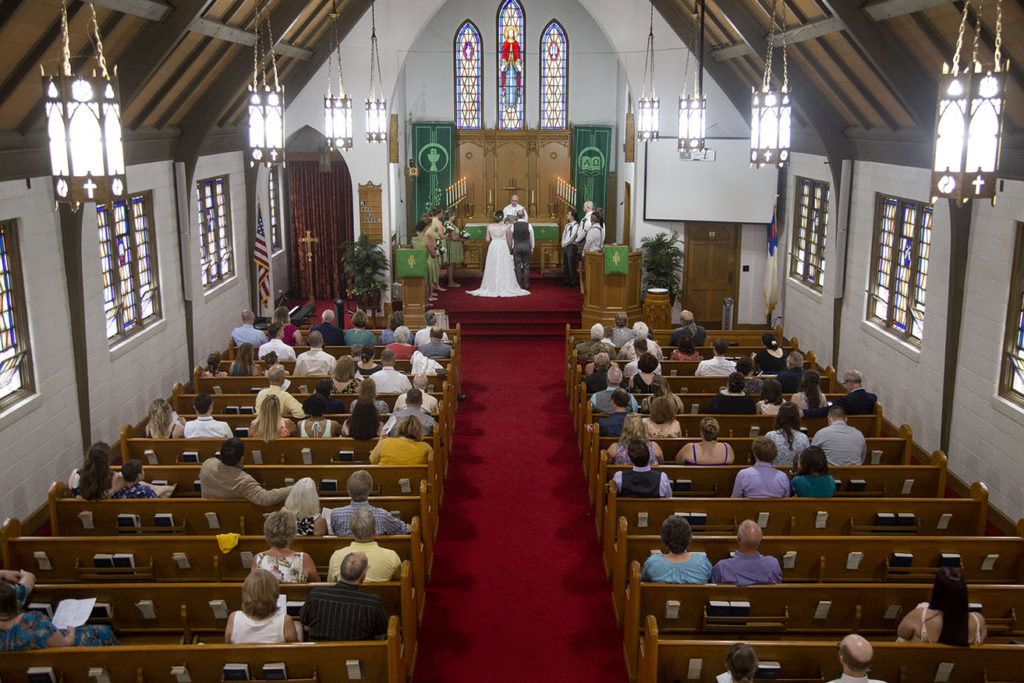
(750, 0), (791, 168)
(248, 0), (286, 167)
(637, 1), (660, 141)
(678, 0), (707, 153)
(324, 1), (353, 150)
(365, 1), (387, 143)
(43, 0), (126, 209)
(931, 0), (1006, 204)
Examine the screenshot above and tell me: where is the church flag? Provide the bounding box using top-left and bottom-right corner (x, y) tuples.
(254, 202), (272, 310)
(395, 248), (428, 278)
(411, 123), (455, 217)
(571, 126), (612, 216)
(764, 204), (779, 320)
(604, 245), (629, 275)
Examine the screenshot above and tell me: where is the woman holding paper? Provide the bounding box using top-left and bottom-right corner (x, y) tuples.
(0, 572), (118, 650)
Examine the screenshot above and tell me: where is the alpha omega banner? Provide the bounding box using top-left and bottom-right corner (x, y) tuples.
(395, 248), (428, 278)
(604, 245), (629, 275)
(411, 123), (455, 218)
(571, 126), (612, 216)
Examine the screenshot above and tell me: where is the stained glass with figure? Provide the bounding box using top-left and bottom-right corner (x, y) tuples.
(0, 220), (32, 406)
(497, 0), (524, 130)
(196, 176), (234, 288)
(455, 21), (482, 130)
(867, 194), (931, 343)
(540, 21), (568, 129)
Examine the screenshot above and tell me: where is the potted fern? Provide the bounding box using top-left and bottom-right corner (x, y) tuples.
(341, 234), (390, 309)
(640, 231), (684, 303)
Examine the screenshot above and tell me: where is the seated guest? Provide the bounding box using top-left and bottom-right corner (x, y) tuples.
(0, 569), (35, 609)
(707, 372), (757, 415)
(897, 567), (987, 645)
(256, 365), (305, 419)
(641, 516), (712, 583)
(734, 356), (762, 394)
(756, 378), (785, 416)
(789, 445), (835, 498)
(610, 312), (634, 347)
(327, 508), (402, 582)
(344, 310), (377, 347)
(262, 350), (279, 368)
(349, 376), (390, 415)
(710, 519), (782, 585)
(250, 395), (297, 442)
(830, 634), (884, 683)
(380, 311), (403, 345)
(253, 510), (319, 583)
(414, 310), (449, 346)
(343, 398), (383, 440)
(575, 323), (605, 361)
(146, 397), (184, 438)
(68, 442), (124, 500)
(311, 308), (346, 347)
(731, 437), (789, 498)
(807, 369), (877, 418)
(775, 351), (805, 393)
(315, 377), (345, 415)
(418, 326), (452, 359)
(752, 333), (787, 373)
(332, 355), (361, 395)
(624, 339), (662, 378)
(591, 367), (638, 413)
(371, 415), (433, 465)
(641, 375), (685, 415)
(0, 580), (118, 650)
(231, 342), (263, 377)
(811, 405), (866, 466)
(618, 322), (663, 361)
(670, 334), (701, 361)
(381, 388), (435, 437)
(598, 389), (632, 437)
(720, 643), (758, 683)
(282, 477), (327, 535)
(294, 330), (337, 376)
(226, 569), (298, 643)
(199, 437), (291, 505)
(231, 309), (268, 347)
(301, 552), (388, 642)
(184, 392), (233, 439)
(644, 396), (682, 438)
(386, 326), (416, 360)
(298, 393), (341, 438)
(585, 352), (615, 394)
(670, 309), (707, 347)
(629, 352), (661, 394)
(676, 417), (734, 465)
(355, 345), (382, 377)
(695, 338), (736, 377)
(612, 441), (671, 498)
(792, 369), (829, 413)
(259, 322), (297, 361)
(111, 459), (157, 499)
(394, 374), (438, 413)
(202, 351), (228, 377)
(765, 401), (810, 467)
(329, 471), (410, 536)
(370, 349), (413, 394)
(608, 413), (663, 465)
(272, 305), (303, 346)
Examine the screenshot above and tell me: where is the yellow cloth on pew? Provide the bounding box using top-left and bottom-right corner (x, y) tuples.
(216, 533), (240, 553)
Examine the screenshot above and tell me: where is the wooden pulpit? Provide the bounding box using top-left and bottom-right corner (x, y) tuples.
(581, 249), (642, 327)
(396, 248), (427, 329)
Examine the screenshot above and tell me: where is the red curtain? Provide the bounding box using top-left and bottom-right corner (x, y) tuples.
(287, 161), (354, 300)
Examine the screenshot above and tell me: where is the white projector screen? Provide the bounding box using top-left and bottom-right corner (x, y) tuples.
(643, 138), (779, 223)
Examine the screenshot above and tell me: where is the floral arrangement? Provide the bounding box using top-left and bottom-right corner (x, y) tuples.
(459, 228), (471, 240)
(436, 241), (448, 258)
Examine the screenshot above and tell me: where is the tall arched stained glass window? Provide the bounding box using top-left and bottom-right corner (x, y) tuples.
(454, 21), (482, 130)
(540, 21), (568, 129)
(497, 0), (525, 130)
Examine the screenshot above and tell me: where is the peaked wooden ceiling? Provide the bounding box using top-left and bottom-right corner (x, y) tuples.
(0, 0), (1021, 181)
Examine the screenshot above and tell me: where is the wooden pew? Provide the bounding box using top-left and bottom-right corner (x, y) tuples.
(0, 617), (404, 683)
(194, 370), (449, 395)
(623, 576), (1024, 678)
(638, 622), (1024, 683)
(171, 411), (440, 430)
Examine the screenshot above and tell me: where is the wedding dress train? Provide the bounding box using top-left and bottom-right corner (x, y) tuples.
(467, 223), (530, 298)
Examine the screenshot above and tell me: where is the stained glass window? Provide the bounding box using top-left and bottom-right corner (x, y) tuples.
(867, 193), (932, 344)
(540, 21), (568, 129)
(196, 176), (234, 288)
(1000, 223), (1024, 404)
(789, 177), (829, 290)
(497, 0), (525, 130)
(96, 192), (161, 342)
(268, 166), (282, 251)
(455, 21), (483, 130)
(0, 219), (33, 408)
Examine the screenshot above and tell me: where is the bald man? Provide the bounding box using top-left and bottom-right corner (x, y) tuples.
(830, 634), (885, 683)
(710, 519), (782, 585)
(231, 309), (268, 347)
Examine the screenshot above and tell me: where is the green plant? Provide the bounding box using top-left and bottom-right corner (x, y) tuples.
(641, 231), (684, 301)
(341, 234), (389, 303)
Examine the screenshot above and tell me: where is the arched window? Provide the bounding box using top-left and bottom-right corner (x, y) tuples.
(497, 0), (525, 130)
(454, 21), (482, 130)
(540, 21), (568, 129)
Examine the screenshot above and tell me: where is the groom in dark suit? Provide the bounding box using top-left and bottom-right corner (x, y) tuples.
(511, 210), (534, 290)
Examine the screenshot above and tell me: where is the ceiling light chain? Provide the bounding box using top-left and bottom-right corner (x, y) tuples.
(678, 0), (707, 153)
(247, 0), (286, 166)
(365, 0), (388, 143)
(750, 0), (791, 167)
(324, 0), (353, 150)
(637, 0), (660, 141)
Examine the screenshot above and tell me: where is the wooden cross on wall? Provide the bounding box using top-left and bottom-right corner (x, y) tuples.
(299, 231), (318, 303)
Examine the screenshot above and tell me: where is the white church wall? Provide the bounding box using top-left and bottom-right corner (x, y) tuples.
(738, 224), (769, 326)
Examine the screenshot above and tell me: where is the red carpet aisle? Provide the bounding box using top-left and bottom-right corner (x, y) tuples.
(414, 337), (625, 681)
(436, 273), (583, 338)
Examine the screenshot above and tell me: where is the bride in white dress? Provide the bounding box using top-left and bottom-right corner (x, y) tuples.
(468, 213), (530, 298)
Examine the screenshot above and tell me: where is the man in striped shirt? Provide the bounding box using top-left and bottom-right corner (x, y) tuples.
(300, 552), (388, 641)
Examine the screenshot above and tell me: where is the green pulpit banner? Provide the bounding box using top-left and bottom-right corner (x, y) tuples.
(411, 123), (455, 217)
(571, 126), (613, 215)
(533, 224), (559, 240)
(464, 224), (488, 240)
(604, 245), (629, 275)
(396, 248), (427, 278)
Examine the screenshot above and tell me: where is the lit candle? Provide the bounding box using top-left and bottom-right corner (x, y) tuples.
(488, 188), (493, 205)
(530, 189), (536, 205)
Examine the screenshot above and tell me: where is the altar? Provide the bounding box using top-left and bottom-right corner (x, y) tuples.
(458, 223), (562, 277)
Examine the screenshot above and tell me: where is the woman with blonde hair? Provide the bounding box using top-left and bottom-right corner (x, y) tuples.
(281, 477), (327, 535)
(145, 398), (184, 439)
(231, 342), (263, 377)
(252, 511), (319, 583)
(272, 306), (303, 346)
(641, 375), (684, 415)
(225, 569), (298, 643)
(608, 413), (663, 465)
(676, 417), (735, 464)
(644, 396), (682, 438)
(249, 395), (296, 442)
(332, 355), (360, 394)
(370, 415), (433, 465)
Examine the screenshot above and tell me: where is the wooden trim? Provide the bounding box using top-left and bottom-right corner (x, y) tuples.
(58, 204), (91, 453)
(940, 199), (972, 451)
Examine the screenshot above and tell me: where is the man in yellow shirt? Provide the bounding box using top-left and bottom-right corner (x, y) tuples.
(255, 365), (305, 419)
(327, 508), (401, 582)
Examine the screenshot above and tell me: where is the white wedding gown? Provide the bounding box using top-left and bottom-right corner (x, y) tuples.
(468, 223), (531, 298)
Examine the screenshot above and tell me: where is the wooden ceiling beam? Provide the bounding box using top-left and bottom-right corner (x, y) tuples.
(0, 0), (26, 31)
(0, 2), (84, 108)
(75, 0), (171, 22)
(188, 17), (313, 61)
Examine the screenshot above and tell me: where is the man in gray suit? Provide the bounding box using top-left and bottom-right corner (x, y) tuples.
(511, 210), (534, 290)
(418, 326), (452, 359)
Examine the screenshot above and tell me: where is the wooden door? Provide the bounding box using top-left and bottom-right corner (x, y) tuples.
(682, 223), (740, 326)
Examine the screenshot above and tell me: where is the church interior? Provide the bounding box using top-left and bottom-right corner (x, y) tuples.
(1, 0), (1024, 680)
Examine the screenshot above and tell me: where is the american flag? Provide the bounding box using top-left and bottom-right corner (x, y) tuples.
(253, 202), (271, 308)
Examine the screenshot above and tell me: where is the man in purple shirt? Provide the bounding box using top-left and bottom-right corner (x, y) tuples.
(710, 519), (782, 585)
(731, 437), (790, 498)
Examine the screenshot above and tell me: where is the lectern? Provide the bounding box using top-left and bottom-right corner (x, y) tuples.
(581, 249), (642, 327)
(396, 248), (427, 329)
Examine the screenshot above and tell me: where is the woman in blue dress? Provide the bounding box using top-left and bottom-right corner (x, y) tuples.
(0, 573), (118, 651)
